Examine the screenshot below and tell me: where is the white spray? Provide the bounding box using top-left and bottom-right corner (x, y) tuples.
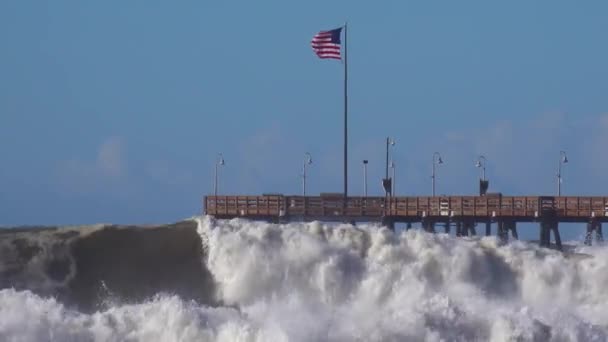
(1, 217), (607, 341)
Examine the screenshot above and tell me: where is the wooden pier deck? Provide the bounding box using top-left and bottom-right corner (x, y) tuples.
(204, 194), (607, 249)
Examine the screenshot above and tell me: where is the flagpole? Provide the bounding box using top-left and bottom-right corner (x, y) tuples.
(343, 22), (348, 201)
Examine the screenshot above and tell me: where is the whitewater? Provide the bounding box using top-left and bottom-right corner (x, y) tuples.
(1, 217), (607, 341)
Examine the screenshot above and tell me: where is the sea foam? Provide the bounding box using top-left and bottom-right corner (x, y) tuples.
(0, 217), (606, 341)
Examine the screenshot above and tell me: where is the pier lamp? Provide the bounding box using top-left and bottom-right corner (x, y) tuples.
(385, 137), (396, 196)
(475, 155), (487, 181)
(390, 161), (396, 196)
(214, 153), (225, 197)
(363, 160), (369, 197)
(302, 152), (313, 196)
(432, 152), (443, 197)
(557, 151), (568, 196)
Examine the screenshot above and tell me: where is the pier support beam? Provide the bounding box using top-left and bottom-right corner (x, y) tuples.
(440, 221), (450, 234)
(510, 222), (519, 240)
(585, 221), (604, 246)
(456, 220), (477, 236)
(539, 220), (562, 251)
(585, 222), (593, 245)
(485, 222), (491, 236)
(504, 221), (518, 240)
(381, 217), (395, 231)
(455, 221), (463, 236)
(456, 220), (476, 237)
(539, 221), (550, 248)
(465, 221), (476, 236)
(552, 225), (562, 250)
(423, 220), (436, 233)
(497, 221), (518, 244)
(497, 221), (509, 244)
(266, 216), (283, 224)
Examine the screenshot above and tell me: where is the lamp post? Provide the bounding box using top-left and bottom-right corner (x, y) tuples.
(390, 161), (396, 196)
(302, 152), (312, 196)
(363, 160), (368, 197)
(385, 137), (396, 196)
(475, 155), (487, 181)
(432, 152), (443, 197)
(557, 151), (568, 196)
(214, 153), (225, 197)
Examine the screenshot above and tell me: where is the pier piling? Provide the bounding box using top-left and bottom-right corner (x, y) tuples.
(381, 217), (395, 230)
(585, 221), (604, 246)
(498, 221), (509, 244)
(455, 221), (463, 236)
(423, 220), (436, 233)
(539, 220), (562, 250)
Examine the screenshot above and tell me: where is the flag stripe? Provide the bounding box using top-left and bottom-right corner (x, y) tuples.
(312, 47), (339, 51)
(315, 50), (340, 55)
(314, 50), (341, 55)
(311, 43), (340, 47)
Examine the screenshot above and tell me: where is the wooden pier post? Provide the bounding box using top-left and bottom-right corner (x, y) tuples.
(423, 220), (436, 233)
(585, 221), (604, 246)
(498, 221), (509, 244)
(455, 221), (464, 236)
(509, 222), (519, 240)
(467, 221), (476, 236)
(381, 217), (395, 231)
(501, 221), (518, 240)
(552, 224), (562, 251)
(539, 221), (551, 248)
(539, 220), (561, 250)
(443, 221), (450, 234)
(585, 222), (594, 246)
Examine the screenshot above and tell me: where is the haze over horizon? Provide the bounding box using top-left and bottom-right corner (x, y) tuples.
(1, 1), (607, 241)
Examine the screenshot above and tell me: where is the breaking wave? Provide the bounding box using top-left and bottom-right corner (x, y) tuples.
(1, 217), (607, 341)
(0, 221), (216, 312)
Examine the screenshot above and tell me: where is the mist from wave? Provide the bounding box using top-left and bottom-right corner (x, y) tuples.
(1, 217), (607, 341)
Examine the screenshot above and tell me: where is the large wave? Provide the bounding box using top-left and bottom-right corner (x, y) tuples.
(0, 221), (217, 312)
(1, 217), (607, 341)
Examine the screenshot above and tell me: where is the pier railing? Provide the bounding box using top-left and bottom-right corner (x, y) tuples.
(204, 195), (608, 222)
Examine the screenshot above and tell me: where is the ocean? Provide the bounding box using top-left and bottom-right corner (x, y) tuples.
(0, 217), (606, 341)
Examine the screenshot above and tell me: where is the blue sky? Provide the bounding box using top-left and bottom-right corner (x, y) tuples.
(1, 1), (607, 240)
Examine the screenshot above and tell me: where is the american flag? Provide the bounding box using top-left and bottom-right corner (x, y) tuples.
(311, 27), (342, 60)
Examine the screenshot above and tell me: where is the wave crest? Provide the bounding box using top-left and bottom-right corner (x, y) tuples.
(1, 218), (607, 341)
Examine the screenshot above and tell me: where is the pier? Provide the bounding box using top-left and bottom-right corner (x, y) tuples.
(204, 194), (607, 250)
